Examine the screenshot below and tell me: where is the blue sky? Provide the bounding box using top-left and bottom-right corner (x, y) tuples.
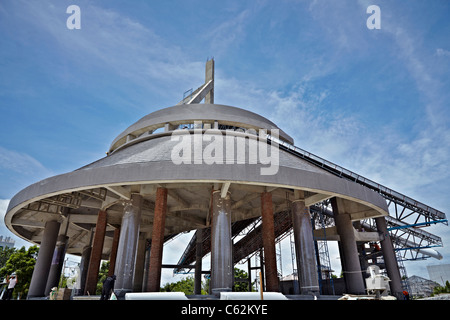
(1, 0), (449, 283)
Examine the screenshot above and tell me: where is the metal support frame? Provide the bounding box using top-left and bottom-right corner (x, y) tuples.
(268, 134), (447, 226)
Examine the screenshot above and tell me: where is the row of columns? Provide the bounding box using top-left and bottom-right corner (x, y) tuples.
(27, 188), (403, 299)
(208, 189), (321, 295)
(331, 197), (403, 298)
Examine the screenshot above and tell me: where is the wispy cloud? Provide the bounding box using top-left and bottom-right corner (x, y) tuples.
(0, 146), (53, 198)
(0, 199), (11, 239)
(285, 1), (450, 203)
(308, 0), (371, 53)
(354, 4), (450, 201)
(436, 48), (450, 57)
(203, 9), (250, 56)
(0, 198), (32, 249)
(0, 199), (9, 221)
(4, 1), (205, 104)
(0, 146), (51, 177)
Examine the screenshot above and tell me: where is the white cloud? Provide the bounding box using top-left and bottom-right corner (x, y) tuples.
(216, 74), (362, 164)
(0, 146), (54, 200)
(203, 9), (250, 57)
(0, 199), (28, 248)
(380, 19), (448, 131)
(308, 0), (371, 53)
(0, 199), (9, 220)
(436, 48), (450, 57)
(0, 200), (33, 249)
(8, 1), (205, 104)
(349, 12), (450, 201)
(0, 146), (51, 177)
(0, 200), (10, 241)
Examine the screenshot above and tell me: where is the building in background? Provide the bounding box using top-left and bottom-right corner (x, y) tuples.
(0, 236), (15, 250)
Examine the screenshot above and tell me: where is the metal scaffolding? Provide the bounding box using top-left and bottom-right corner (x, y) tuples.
(168, 135), (446, 295)
(311, 203), (335, 295)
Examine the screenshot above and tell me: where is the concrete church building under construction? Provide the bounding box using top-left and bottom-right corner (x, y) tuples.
(4, 60), (447, 299)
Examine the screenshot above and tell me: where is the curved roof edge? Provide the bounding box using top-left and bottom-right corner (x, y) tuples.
(6, 162), (388, 224)
(109, 104), (294, 152)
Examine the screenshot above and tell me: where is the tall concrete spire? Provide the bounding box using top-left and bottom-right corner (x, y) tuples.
(205, 58), (214, 104)
(177, 58), (214, 105)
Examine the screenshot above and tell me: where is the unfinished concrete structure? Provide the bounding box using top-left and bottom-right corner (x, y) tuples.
(4, 59), (447, 299)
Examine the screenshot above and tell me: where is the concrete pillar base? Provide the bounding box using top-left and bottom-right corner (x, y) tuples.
(261, 191), (279, 292)
(114, 193), (142, 293)
(45, 235), (68, 295)
(331, 197), (366, 295)
(210, 190), (233, 295)
(113, 289), (131, 300)
(28, 219), (61, 299)
(375, 216), (403, 298)
(147, 187), (168, 292)
(85, 210), (107, 295)
(291, 199), (320, 295)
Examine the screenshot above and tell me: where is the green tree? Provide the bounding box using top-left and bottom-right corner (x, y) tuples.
(234, 268), (255, 292)
(161, 276), (196, 295)
(0, 245), (39, 299)
(96, 261), (110, 295)
(161, 268), (255, 295)
(203, 276), (210, 294)
(0, 247), (16, 269)
(432, 280), (450, 296)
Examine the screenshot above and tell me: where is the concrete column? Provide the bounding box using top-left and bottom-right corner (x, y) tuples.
(133, 234), (146, 292)
(291, 198), (320, 295)
(194, 228), (203, 295)
(261, 191), (279, 292)
(142, 242), (150, 292)
(28, 219), (61, 298)
(77, 245), (91, 296)
(45, 235), (68, 295)
(331, 198), (365, 294)
(85, 210), (107, 295)
(210, 190), (233, 295)
(375, 216), (403, 299)
(114, 193), (142, 297)
(147, 187), (168, 292)
(108, 227), (121, 277)
(247, 258), (252, 292)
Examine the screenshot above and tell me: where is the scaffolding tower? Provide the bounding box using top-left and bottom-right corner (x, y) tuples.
(312, 203), (335, 295)
(289, 231), (300, 294)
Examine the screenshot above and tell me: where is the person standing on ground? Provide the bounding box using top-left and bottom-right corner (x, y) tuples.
(100, 275), (116, 300)
(403, 290), (410, 300)
(2, 273), (18, 300)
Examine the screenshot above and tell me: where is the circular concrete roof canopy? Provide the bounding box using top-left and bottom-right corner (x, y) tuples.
(109, 104), (294, 153)
(5, 103), (388, 257)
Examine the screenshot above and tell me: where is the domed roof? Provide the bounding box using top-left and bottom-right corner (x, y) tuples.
(109, 104), (294, 153)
